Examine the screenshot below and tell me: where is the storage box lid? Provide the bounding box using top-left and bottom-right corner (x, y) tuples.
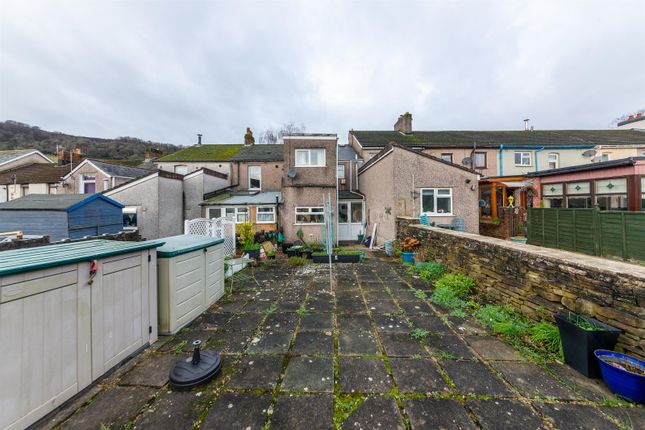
(153, 235), (224, 258)
(0, 239), (163, 276)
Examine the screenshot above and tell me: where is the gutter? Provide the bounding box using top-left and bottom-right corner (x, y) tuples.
(498, 144), (503, 176)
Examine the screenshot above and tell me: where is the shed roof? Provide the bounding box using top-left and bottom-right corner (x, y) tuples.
(156, 144), (243, 162)
(151, 234), (224, 258)
(0, 193), (124, 211)
(351, 130), (645, 148)
(0, 163), (69, 185)
(201, 191), (283, 206)
(0, 239), (162, 276)
(229, 144), (284, 162)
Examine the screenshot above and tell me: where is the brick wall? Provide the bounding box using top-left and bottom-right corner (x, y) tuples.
(396, 217), (645, 359)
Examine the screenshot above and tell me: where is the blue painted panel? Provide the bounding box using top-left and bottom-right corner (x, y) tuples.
(68, 197), (123, 237)
(0, 211), (69, 241)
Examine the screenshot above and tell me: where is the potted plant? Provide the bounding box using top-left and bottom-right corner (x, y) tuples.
(242, 242), (261, 260)
(286, 245), (303, 258)
(399, 237), (420, 264)
(311, 251), (330, 263)
(555, 311), (622, 378)
(594, 350), (645, 404)
(357, 232), (365, 243)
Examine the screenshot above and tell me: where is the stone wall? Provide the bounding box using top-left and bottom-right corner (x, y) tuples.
(396, 217), (645, 359)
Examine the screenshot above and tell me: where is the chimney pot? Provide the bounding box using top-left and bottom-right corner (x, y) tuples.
(523, 119), (530, 131)
(244, 128), (255, 145)
(197, 134), (202, 146)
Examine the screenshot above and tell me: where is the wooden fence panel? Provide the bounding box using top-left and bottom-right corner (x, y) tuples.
(527, 208), (645, 262)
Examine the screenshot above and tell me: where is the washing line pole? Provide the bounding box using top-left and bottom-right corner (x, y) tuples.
(327, 192), (333, 291)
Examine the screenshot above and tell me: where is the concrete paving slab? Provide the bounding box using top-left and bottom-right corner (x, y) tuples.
(467, 399), (547, 430)
(262, 312), (299, 332)
(227, 354), (284, 390)
(292, 331), (334, 355)
(281, 357), (334, 393)
(535, 403), (620, 430)
(338, 357), (391, 393)
(119, 353), (179, 388)
(272, 394), (334, 429)
(337, 314), (373, 332)
(372, 315), (410, 333)
(299, 313), (333, 331)
(441, 360), (512, 396)
(426, 335), (475, 359)
(404, 397), (476, 430)
(465, 336), (522, 361)
(379, 332), (427, 357)
(493, 362), (580, 400)
(248, 331), (293, 354)
(201, 392), (272, 429)
(339, 331), (380, 355)
(342, 396), (405, 430)
(389, 358), (449, 393)
(134, 390), (203, 429)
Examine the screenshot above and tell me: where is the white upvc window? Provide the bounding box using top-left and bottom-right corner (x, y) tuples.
(420, 188), (453, 216)
(474, 152), (487, 168)
(337, 164), (345, 179)
(547, 152), (559, 169)
(81, 174), (96, 194)
(103, 178), (110, 190)
(248, 166), (261, 190)
(295, 207), (325, 224)
(123, 207), (138, 230)
(256, 206), (276, 223)
(295, 149), (326, 167)
(601, 152), (611, 162)
(48, 184), (58, 194)
(514, 151), (532, 166)
(209, 207), (249, 223)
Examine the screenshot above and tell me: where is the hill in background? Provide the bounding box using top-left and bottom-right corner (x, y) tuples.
(0, 120), (181, 161)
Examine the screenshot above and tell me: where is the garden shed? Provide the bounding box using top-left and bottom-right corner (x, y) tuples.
(0, 239), (162, 430)
(0, 193), (124, 241)
(153, 235), (225, 334)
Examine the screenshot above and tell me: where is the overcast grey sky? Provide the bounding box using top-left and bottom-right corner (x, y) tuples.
(1, 0), (644, 145)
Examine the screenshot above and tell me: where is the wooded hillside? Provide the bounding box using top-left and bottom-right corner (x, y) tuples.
(0, 120), (181, 160)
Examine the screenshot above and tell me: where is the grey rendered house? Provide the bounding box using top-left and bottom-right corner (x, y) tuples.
(359, 144), (480, 241)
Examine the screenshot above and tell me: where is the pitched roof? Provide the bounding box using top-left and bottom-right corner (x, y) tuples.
(351, 130), (645, 149)
(229, 144), (284, 162)
(527, 156), (645, 177)
(0, 149), (53, 166)
(89, 159), (151, 178)
(358, 143), (477, 175)
(339, 190), (364, 199)
(0, 193), (123, 211)
(156, 144), (243, 162)
(338, 144), (362, 161)
(0, 163), (69, 185)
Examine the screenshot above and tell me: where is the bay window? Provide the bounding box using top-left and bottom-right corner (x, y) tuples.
(565, 182), (591, 208)
(421, 188), (452, 215)
(295, 207), (324, 224)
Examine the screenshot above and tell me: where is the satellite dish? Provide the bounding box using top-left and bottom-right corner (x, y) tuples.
(582, 150), (596, 158)
(287, 169), (297, 178)
(462, 157), (472, 166)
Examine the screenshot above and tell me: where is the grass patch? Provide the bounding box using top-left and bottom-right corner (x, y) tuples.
(410, 328), (430, 339)
(431, 286), (467, 312)
(334, 394), (366, 429)
(407, 261), (445, 283)
(288, 256), (310, 266)
(530, 322), (563, 359)
(475, 305), (529, 337)
(434, 273), (475, 298)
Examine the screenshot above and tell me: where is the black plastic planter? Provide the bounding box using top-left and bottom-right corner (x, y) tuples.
(556, 312), (622, 378)
(245, 249), (260, 260)
(335, 254), (361, 263)
(312, 254), (329, 263)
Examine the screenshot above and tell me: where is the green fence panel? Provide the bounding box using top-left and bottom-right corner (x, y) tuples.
(624, 213), (645, 261)
(527, 208), (645, 262)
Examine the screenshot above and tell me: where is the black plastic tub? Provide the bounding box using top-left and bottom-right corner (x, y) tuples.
(556, 312), (622, 378)
(245, 249), (260, 260)
(335, 254), (361, 263)
(312, 254), (329, 263)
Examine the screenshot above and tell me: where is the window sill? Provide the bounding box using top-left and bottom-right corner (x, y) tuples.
(256, 220), (276, 224)
(422, 213), (454, 217)
(294, 223), (325, 225)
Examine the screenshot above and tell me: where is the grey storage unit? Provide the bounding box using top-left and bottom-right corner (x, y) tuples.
(155, 235), (225, 335)
(0, 240), (161, 430)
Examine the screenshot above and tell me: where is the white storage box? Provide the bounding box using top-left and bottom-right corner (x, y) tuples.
(155, 235), (224, 335)
(0, 240), (161, 430)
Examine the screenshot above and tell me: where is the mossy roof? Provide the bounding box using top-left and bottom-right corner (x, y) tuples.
(156, 144), (243, 162)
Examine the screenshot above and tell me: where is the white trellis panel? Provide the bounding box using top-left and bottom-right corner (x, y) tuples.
(184, 217), (236, 257)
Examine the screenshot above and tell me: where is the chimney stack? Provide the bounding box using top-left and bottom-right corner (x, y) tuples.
(394, 112), (413, 134)
(197, 133), (202, 146)
(523, 119), (530, 131)
(244, 127), (255, 145)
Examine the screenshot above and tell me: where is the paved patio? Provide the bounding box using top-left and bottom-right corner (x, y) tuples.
(41, 254), (643, 429)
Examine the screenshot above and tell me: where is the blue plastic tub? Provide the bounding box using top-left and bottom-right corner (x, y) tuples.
(401, 252), (416, 263)
(594, 350), (645, 404)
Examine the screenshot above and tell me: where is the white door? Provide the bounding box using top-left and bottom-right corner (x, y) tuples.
(338, 201), (364, 241)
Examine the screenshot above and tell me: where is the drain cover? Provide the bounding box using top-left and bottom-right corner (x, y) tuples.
(169, 340), (222, 389)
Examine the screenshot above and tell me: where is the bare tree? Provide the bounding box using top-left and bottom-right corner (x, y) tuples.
(259, 122), (306, 144)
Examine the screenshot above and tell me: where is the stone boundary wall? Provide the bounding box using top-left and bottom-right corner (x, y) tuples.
(397, 217), (645, 359)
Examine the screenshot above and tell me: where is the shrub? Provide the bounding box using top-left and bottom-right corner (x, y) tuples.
(475, 304), (529, 338)
(288, 256), (309, 266)
(237, 222), (255, 246)
(530, 322), (563, 359)
(241, 242), (261, 251)
(434, 273), (475, 298)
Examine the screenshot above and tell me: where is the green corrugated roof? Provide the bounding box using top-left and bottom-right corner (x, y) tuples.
(156, 144), (243, 162)
(0, 240), (163, 276)
(150, 234), (223, 258)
